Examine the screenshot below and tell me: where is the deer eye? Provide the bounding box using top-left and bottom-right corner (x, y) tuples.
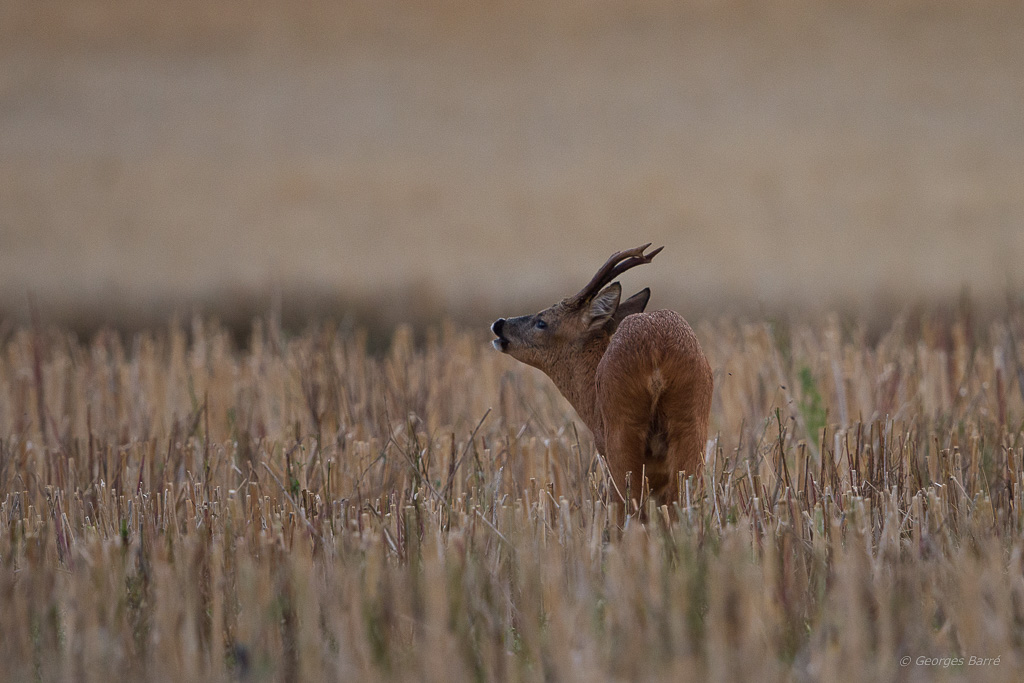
(535, 319), (547, 330)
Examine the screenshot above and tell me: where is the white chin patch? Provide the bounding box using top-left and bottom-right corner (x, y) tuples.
(492, 339), (508, 352)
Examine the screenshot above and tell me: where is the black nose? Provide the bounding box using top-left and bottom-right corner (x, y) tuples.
(491, 318), (505, 336)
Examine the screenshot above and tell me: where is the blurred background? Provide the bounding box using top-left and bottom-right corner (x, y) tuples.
(2, 0), (1022, 335)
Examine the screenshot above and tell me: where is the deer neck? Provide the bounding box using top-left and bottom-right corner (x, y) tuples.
(543, 337), (609, 450)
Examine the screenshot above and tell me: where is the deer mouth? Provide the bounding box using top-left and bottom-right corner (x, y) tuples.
(491, 319), (509, 352)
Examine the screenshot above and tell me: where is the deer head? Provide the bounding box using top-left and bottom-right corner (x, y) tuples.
(491, 244), (662, 373)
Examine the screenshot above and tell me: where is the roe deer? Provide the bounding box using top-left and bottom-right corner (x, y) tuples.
(491, 244), (712, 503)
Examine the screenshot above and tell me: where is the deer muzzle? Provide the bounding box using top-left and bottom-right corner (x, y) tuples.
(491, 318), (509, 351)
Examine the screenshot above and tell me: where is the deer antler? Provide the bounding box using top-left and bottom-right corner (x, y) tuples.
(569, 243), (664, 304)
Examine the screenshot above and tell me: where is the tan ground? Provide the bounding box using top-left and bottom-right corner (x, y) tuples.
(1, 0), (1022, 327)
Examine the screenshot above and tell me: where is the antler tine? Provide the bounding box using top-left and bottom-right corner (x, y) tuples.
(571, 244), (662, 303)
(603, 245), (663, 284)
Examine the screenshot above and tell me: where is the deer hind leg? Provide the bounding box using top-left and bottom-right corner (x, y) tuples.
(664, 421), (704, 495)
(661, 389), (711, 495)
(599, 384), (656, 507)
(602, 420), (649, 507)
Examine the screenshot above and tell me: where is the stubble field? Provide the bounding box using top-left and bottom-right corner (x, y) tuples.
(4, 0), (1024, 680)
(2, 305), (1024, 681)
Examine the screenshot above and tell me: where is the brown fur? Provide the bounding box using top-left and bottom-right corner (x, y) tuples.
(492, 247), (713, 503)
(596, 310), (712, 500)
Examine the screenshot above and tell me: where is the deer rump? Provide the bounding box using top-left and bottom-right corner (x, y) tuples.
(596, 309), (712, 501)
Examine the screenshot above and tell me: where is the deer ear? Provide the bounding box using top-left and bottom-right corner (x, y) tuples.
(606, 287), (650, 332)
(587, 283), (621, 332)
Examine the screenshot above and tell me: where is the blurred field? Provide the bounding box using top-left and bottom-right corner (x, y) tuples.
(2, 0), (1023, 329)
(2, 308), (1024, 681)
